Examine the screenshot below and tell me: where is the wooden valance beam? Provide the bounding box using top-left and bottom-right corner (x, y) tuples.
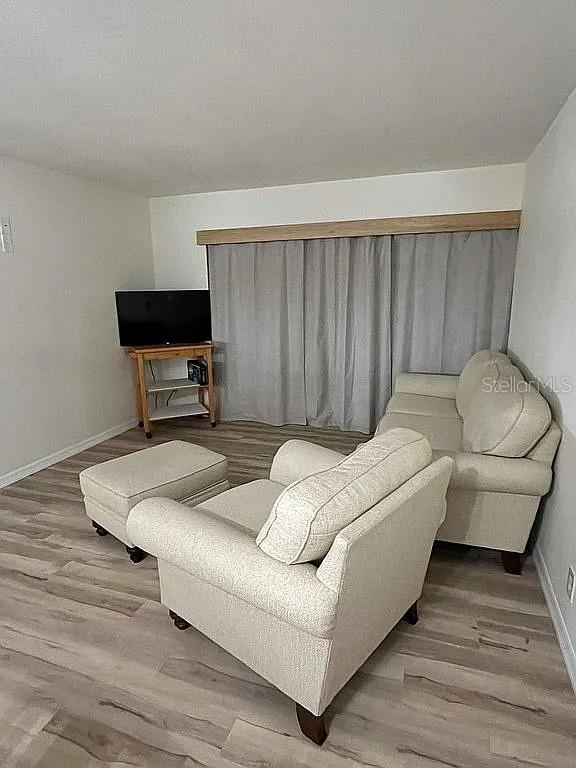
(196, 210), (521, 246)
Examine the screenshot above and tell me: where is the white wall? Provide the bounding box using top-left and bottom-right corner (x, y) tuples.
(150, 164), (525, 288)
(0, 156), (154, 485)
(509, 88), (576, 688)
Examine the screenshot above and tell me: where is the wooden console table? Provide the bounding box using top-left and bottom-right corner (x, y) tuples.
(126, 343), (216, 438)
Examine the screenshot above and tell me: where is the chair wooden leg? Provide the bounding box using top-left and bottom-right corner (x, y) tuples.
(295, 703), (327, 745)
(126, 545), (147, 563)
(169, 610), (191, 631)
(403, 600), (419, 625)
(501, 551), (523, 575)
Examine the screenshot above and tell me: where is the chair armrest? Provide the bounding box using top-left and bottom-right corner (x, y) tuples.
(434, 450), (552, 496)
(394, 373), (459, 399)
(318, 457), (453, 594)
(269, 439), (344, 486)
(126, 498), (337, 638)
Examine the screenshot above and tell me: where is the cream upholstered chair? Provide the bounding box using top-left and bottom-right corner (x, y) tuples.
(126, 428), (453, 744)
(378, 350), (561, 574)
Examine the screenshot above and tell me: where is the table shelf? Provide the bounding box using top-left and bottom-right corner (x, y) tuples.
(147, 377), (208, 393)
(149, 402), (209, 421)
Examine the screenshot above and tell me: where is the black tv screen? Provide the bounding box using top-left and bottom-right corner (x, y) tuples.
(115, 290), (212, 346)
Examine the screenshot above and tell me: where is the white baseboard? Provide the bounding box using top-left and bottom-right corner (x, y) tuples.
(533, 544), (576, 694)
(0, 419), (138, 490)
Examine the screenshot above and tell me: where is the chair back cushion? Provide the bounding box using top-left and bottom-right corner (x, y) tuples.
(256, 428), (432, 564)
(456, 350), (511, 417)
(462, 362), (551, 457)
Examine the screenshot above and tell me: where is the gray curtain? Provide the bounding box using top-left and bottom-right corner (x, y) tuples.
(392, 230), (517, 379)
(304, 237), (392, 433)
(208, 229), (517, 433)
(208, 241), (306, 425)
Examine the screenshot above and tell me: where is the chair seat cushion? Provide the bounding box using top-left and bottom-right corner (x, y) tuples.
(256, 428), (432, 564)
(79, 440), (228, 519)
(387, 393), (460, 420)
(196, 479), (285, 534)
(377, 412), (463, 452)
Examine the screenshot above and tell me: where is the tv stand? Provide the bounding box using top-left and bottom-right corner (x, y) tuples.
(126, 343), (216, 438)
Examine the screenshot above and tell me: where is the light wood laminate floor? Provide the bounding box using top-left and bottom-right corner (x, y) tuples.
(0, 419), (574, 767)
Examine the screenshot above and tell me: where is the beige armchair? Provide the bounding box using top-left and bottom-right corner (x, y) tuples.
(377, 350), (561, 573)
(126, 429), (452, 744)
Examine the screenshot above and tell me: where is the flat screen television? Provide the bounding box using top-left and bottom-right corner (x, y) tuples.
(115, 290), (211, 346)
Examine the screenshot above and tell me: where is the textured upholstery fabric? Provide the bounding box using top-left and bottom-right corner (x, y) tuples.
(84, 497), (133, 545)
(527, 421), (562, 464)
(257, 428), (432, 564)
(317, 457), (453, 594)
(387, 393), (460, 420)
(316, 457), (453, 711)
(376, 350), (561, 553)
(377, 411), (463, 452)
(158, 560), (332, 714)
(127, 498), (337, 638)
(462, 382), (551, 458)
(85, 477), (232, 547)
(394, 372), (459, 400)
(81, 441), (229, 547)
(432, 449), (551, 495)
(195, 479), (285, 534)
(80, 441), (228, 519)
(456, 350), (510, 417)
(438, 489), (541, 551)
(133, 444), (452, 715)
(269, 439), (345, 486)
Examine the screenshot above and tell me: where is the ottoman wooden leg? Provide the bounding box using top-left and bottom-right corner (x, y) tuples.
(126, 545), (147, 563)
(169, 610), (191, 630)
(91, 520), (108, 537)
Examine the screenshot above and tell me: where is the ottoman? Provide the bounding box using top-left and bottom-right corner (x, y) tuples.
(79, 440), (229, 562)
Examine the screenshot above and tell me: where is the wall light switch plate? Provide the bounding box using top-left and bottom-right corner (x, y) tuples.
(567, 566), (575, 604)
(1, 217), (14, 253)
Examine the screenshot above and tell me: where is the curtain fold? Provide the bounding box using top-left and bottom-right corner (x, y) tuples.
(392, 230), (517, 379)
(303, 237), (392, 433)
(208, 229), (517, 434)
(208, 241), (306, 425)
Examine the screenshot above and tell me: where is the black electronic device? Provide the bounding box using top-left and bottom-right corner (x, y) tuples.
(115, 290), (211, 346)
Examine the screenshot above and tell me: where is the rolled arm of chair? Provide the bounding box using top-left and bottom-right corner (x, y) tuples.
(394, 373), (459, 399)
(435, 450), (552, 496)
(269, 439), (345, 486)
(126, 498), (337, 638)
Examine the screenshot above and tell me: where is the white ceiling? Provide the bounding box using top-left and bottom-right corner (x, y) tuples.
(2, 1), (576, 197)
